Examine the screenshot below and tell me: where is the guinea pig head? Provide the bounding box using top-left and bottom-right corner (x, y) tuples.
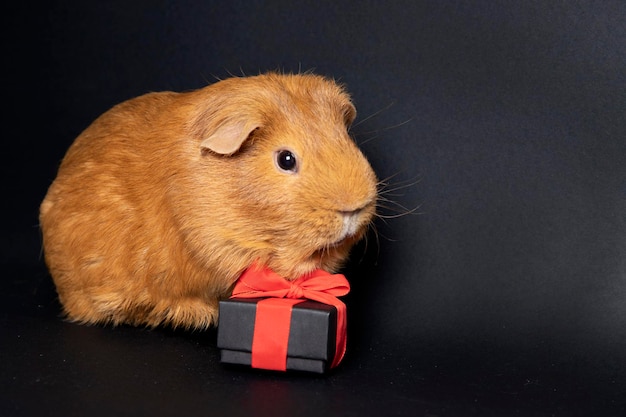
(182, 73), (378, 280)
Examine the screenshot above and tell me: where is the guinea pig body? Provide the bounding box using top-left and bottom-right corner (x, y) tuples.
(40, 72), (377, 329)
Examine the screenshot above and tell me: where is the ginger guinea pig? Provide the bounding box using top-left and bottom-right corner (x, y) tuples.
(39, 72), (378, 330)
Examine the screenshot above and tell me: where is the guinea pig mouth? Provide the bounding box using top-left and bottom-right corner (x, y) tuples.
(308, 210), (370, 262)
(315, 233), (356, 256)
(311, 239), (342, 257)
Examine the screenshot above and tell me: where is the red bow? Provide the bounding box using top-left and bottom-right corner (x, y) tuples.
(231, 263), (350, 370)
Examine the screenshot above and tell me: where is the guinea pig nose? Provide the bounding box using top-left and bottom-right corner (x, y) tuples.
(339, 200), (373, 222)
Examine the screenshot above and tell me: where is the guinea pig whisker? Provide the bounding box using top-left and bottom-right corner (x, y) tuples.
(376, 196), (422, 217)
(377, 175), (422, 194)
(368, 221), (382, 259)
(354, 119), (414, 147)
(378, 182), (420, 196)
(350, 220), (382, 266)
(351, 101), (396, 129)
(356, 117), (414, 138)
(368, 220), (398, 243)
(374, 172), (422, 219)
(355, 133), (382, 145)
(376, 209), (421, 220)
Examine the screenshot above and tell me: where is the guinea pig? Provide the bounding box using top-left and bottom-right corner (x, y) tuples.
(39, 72), (378, 330)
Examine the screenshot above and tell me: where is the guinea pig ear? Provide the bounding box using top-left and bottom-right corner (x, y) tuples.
(200, 118), (261, 155)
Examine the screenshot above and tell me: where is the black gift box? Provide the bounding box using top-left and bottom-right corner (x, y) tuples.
(217, 298), (338, 374)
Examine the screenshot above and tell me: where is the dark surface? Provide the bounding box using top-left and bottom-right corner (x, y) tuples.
(2, 1), (625, 416)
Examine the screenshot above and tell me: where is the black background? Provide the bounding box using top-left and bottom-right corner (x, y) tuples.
(2, 1), (625, 416)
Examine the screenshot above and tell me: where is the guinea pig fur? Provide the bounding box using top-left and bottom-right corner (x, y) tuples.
(39, 72), (378, 330)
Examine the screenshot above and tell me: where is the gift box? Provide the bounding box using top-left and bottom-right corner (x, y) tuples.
(217, 297), (338, 374)
(217, 263), (350, 373)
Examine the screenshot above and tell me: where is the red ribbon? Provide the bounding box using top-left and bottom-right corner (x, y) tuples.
(231, 263), (350, 371)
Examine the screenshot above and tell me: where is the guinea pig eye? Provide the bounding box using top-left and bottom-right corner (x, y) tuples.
(275, 149), (298, 173)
